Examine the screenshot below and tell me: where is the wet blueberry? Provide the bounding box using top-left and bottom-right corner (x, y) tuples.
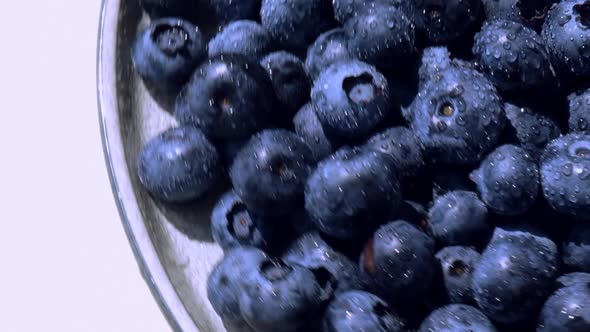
(230, 129), (315, 217)
(132, 18), (206, 110)
(323, 290), (407, 332)
(471, 144), (540, 216)
(472, 228), (559, 325)
(360, 221), (436, 305)
(435, 246), (481, 304)
(305, 147), (401, 240)
(311, 60), (391, 139)
(541, 133), (590, 220)
(175, 55), (276, 140)
(137, 126), (220, 203)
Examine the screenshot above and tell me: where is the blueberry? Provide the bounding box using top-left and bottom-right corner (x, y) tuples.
(542, 0), (590, 79)
(239, 259), (327, 332)
(556, 272), (590, 289)
(364, 127), (425, 177)
(139, 0), (194, 19)
(305, 28), (352, 81)
(230, 129), (314, 217)
(538, 283), (590, 332)
(540, 133), (590, 220)
(344, 5), (415, 71)
(332, 0), (405, 23)
(131, 18), (206, 110)
(417, 47), (453, 86)
(568, 88), (590, 135)
(562, 222), (590, 273)
(208, 21), (276, 61)
(323, 290), (407, 332)
(175, 55), (276, 140)
(483, 0), (557, 31)
(293, 103), (336, 162)
(198, 0), (261, 27)
(260, 51), (311, 120)
(418, 304), (498, 332)
(211, 191), (282, 252)
(283, 232), (364, 295)
(137, 126), (220, 203)
(473, 19), (557, 92)
(435, 246), (481, 305)
(471, 144), (540, 216)
(207, 247), (267, 331)
(428, 191), (490, 247)
(311, 60), (391, 139)
(260, 0), (336, 51)
(305, 147), (401, 240)
(504, 102), (561, 160)
(360, 221), (436, 304)
(409, 0), (484, 44)
(405, 48), (505, 165)
(472, 228), (559, 325)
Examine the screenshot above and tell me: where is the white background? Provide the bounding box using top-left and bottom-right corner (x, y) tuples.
(0, 1), (171, 331)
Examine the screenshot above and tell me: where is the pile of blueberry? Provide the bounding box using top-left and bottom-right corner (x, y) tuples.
(132, 0), (590, 331)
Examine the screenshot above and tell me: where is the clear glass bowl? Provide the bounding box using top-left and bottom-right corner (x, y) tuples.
(97, 1), (225, 331)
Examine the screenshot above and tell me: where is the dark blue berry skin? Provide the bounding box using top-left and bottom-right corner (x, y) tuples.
(562, 222), (590, 273)
(344, 5), (415, 72)
(311, 60), (391, 139)
(428, 191), (490, 247)
(404, 48), (505, 166)
(364, 127), (425, 177)
(198, 0), (261, 27)
(260, 51), (311, 120)
(175, 55), (276, 140)
(260, 0), (336, 51)
(418, 304), (498, 332)
(283, 232), (364, 295)
(556, 272), (590, 289)
(471, 144), (540, 216)
(293, 103), (336, 162)
(360, 221), (436, 305)
(139, 0), (194, 19)
(305, 29), (352, 81)
(239, 259), (327, 332)
(323, 291), (407, 332)
(332, 0), (406, 23)
(472, 228), (559, 325)
(504, 102), (561, 160)
(211, 191), (281, 252)
(132, 18), (206, 110)
(538, 283), (590, 332)
(137, 127), (220, 203)
(207, 247), (267, 332)
(408, 0), (484, 44)
(541, 134), (590, 220)
(542, 0), (590, 79)
(305, 147), (402, 240)
(473, 19), (557, 93)
(435, 246), (481, 304)
(417, 47), (453, 86)
(230, 129), (315, 217)
(569, 88), (590, 135)
(208, 21), (275, 61)
(483, 0), (557, 31)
